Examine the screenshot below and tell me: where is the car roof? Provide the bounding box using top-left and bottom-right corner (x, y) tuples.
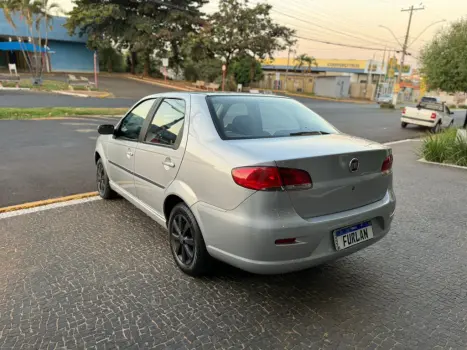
(143, 92), (289, 99)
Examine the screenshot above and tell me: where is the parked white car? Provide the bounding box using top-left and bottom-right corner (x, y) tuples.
(401, 102), (454, 133)
(376, 94), (393, 104)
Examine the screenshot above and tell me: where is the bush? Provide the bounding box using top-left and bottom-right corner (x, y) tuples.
(380, 103), (395, 109)
(448, 104), (457, 109)
(459, 105), (467, 109)
(420, 128), (467, 166)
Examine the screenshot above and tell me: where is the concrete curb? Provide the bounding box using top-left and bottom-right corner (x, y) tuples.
(0, 87), (31, 91)
(51, 90), (113, 99)
(276, 91), (374, 105)
(417, 158), (467, 170)
(0, 192), (98, 214)
(52, 90), (89, 98)
(124, 75), (196, 92)
(383, 138), (422, 146)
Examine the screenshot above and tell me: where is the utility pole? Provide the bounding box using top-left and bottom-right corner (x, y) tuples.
(399, 5), (425, 85)
(284, 47), (294, 92)
(367, 52), (376, 100)
(376, 47), (386, 99)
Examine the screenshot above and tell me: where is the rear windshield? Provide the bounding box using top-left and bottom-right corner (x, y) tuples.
(418, 102), (444, 112)
(421, 97), (438, 103)
(206, 95), (338, 139)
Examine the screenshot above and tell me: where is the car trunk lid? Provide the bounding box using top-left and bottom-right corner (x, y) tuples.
(230, 134), (391, 218)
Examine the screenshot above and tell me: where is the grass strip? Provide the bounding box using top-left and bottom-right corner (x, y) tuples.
(0, 107), (127, 120)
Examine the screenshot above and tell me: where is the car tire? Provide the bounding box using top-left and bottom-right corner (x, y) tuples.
(401, 122), (408, 128)
(168, 203), (211, 276)
(96, 158), (117, 199)
(431, 122), (441, 134)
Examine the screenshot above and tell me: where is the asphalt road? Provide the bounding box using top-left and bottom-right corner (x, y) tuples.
(0, 75), (169, 107)
(1, 141), (467, 349)
(1, 99), (465, 208)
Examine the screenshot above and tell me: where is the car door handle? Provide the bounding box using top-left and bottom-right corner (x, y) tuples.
(162, 159), (175, 168)
(126, 151), (134, 157)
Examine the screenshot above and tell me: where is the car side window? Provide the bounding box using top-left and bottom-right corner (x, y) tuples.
(144, 99), (186, 147)
(118, 99), (155, 140)
(445, 105), (451, 114)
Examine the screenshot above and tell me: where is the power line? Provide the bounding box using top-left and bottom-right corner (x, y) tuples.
(295, 35), (389, 51)
(271, 8), (394, 49)
(282, 0), (402, 47)
(249, 0), (397, 48)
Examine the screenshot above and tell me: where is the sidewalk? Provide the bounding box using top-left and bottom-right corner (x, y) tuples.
(1, 140), (467, 349)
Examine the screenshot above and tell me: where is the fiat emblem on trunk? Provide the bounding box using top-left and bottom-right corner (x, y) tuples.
(349, 158), (359, 172)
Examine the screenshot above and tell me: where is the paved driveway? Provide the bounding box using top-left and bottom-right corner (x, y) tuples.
(1, 141), (467, 349)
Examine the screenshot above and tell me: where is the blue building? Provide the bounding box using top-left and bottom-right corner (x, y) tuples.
(0, 9), (94, 72)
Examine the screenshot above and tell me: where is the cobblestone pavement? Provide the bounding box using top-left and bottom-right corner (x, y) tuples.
(1, 141), (467, 349)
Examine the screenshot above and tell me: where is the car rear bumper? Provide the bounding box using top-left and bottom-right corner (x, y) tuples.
(192, 188), (396, 275)
(401, 116), (436, 127)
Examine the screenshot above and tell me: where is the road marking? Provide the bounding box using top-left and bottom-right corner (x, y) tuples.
(75, 129), (97, 133)
(383, 138), (422, 146)
(0, 196), (102, 219)
(0, 191), (99, 215)
(418, 158), (467, 170)
(61, 122), (99, 126)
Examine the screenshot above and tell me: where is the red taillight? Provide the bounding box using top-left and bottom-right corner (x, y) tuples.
(279, 168), (312, 190)
(381, 154), (393, 174)
(431, 112), (437, 119)
(231, 167), (282, 190)
(231, 167), (312, 191)
(402, 108), (406, 114)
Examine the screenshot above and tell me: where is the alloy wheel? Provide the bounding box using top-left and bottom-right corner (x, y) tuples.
(171, 214), (195, 266)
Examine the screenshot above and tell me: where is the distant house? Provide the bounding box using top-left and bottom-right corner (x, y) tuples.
(0, 9), (94, 73)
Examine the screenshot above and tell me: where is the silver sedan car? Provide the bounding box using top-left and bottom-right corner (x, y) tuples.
(95, 93), (396, 276)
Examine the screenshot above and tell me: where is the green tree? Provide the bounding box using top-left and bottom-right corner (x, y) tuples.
(196, 0), (294, 72)
(420, 19), (467, 93)
(66, 0), (207, 76)
(232, 56), (263, 86)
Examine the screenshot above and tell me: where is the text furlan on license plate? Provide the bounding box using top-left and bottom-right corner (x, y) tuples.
(333, 221), (374, 251)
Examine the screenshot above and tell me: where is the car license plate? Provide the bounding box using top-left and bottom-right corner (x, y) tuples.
(333, 221), (373, 251)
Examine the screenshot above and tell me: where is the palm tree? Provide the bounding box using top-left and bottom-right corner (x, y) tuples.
(37, 0), (61, 75)
(304, 55), (318, 73)
(293, 53), (308, 72)
(0, 0), (60, 83)
(38, 0), (60, 50)
(294, 53), (318, 74)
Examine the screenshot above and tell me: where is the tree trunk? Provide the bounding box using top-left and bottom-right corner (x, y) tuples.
(130, 51), (137, 75)
(143, 52), (150, 77)
(249, 59), (255, 86)
(107, 58), (113, 73)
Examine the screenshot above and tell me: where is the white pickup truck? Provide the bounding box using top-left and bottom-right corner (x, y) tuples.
(401, 102), (454, 133)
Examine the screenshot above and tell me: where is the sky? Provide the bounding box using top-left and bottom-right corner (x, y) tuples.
(55, 0), (467, 66)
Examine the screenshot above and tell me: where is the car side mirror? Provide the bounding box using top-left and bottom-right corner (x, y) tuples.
(98, 124), (115, 135)
(451, 112), (455, 115)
